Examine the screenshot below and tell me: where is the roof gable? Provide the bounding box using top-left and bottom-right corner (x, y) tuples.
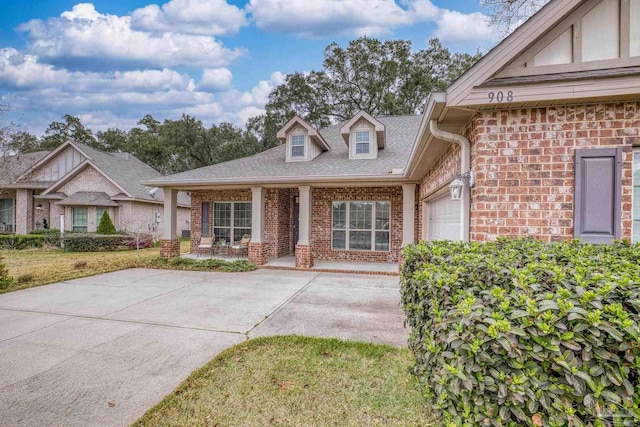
(339, 111), (386, 148)
(276, 116), (330, 151)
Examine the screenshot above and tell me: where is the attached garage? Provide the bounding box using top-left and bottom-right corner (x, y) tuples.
(426, 192), (461, 241)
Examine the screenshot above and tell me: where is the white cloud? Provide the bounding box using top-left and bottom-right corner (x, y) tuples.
(17, 3), (245, 69)
(131, 0), (247, 36)
(199, 68), (233, 91)
(247, 0), (439, 37)
(434, 10), (497, 45)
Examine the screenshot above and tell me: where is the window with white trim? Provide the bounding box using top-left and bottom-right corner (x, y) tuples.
(290, 134), (306, 158)
(332, 201), (390, 251)
(355, 131), (371, 155)
(73, 207), (88, 232)
(0, 199), (14, 232)
(633, 149), (640, 243)
(213, 202), (252, 244)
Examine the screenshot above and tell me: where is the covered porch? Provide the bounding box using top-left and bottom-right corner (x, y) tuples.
(159, 183), (418, 272)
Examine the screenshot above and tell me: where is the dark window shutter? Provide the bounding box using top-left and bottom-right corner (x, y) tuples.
(574, 147), (622, 243)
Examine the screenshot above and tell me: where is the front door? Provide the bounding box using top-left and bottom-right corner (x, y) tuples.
(293, 199), (299, 252)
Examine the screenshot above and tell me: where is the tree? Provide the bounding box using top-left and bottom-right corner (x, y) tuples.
(40, 114), (98, 150)
(250, 37), (482, 146)
(8, 131), (40, 153)
(482, 0), (549, 36)
(97, 211), (117, 235)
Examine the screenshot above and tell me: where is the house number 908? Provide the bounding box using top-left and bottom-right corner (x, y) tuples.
(488, 91), (513, 103)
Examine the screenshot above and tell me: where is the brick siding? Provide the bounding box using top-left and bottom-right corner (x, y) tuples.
(420, 101), (640, 243)
(160, 238), (180, 257)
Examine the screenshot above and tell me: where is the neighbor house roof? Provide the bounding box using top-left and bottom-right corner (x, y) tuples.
(54, 191), (120, 207)
(145, 115), (421, 187)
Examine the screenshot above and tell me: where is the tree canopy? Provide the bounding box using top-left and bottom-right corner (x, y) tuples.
(249, 37), (482, 147)
(481, 0), (549, 35)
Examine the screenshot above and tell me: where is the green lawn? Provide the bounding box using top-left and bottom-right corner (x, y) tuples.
(132, 336), (436, 427)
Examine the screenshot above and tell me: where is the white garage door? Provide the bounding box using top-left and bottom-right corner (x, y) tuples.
(427, 193), (461, 241)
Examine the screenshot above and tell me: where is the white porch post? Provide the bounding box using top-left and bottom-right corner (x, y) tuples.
(298, 185), (312, 246)
(163, 188), (177, 240)
(251, 186), (265, 243)
(402, 184), (416, 246)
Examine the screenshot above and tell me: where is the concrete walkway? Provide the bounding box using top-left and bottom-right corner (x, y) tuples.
(0, 268), (407, 427)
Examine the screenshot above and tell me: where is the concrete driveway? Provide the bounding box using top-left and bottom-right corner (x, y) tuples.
(0, 268), (407, 427)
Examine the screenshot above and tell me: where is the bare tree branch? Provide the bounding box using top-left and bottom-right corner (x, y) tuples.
(482, 0), (550, 36)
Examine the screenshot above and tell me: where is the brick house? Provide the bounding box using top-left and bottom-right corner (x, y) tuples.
(0, 141), (190, 236)
(149, 0), (639, 266)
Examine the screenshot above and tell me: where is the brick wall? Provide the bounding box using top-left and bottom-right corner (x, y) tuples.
(421, 101), (639, 243)
(311, 186), (403, 263)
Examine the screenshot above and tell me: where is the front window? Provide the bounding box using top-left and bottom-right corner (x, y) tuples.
(291, 134), (305, 158)
(634, 149), (640, 243)
(332, 201), (390, 251)
(214, 202), (252, 243)
(0, 199), (14, 232)
(73, 207), (88, 232)
(96, 207), (106, 226)
(201, 202), (211, 237)
(355, 131), (371, 155)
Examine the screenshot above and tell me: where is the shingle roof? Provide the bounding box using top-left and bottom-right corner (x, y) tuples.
(0, 152), (48, 186)
(54, 191), (120, 207)
(146, 115), (422, 185)
(71, 142), (190, 206)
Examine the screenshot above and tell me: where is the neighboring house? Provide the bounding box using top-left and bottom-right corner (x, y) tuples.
(147, 0), (639, 267)
(0, 141), (190, 236)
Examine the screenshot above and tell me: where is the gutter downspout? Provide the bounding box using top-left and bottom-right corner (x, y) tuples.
(429, 120), (471, 242)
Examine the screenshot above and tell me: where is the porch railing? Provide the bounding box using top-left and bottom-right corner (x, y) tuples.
(0, 224), (15, 233)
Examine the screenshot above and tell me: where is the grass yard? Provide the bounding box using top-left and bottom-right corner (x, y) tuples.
(0, 240), (192, 293)
(133, 335), (436, 427)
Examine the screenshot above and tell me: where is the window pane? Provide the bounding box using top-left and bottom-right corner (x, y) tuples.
(234, 202), (252, 228)
(349, 202), (372, 229)
(214, 203), (231, 227)
(214, 227), (230, 244)
(375, 231), (390, 251)
(73, 207), (88, 232)
(234, 228), (251, 242)
(332, 202), (347, 229)
(355, 131), (369, 143)
(291, 145), (305, 157)
(356, 142), (369, 154)
(349, 230), (372, 250)
(96, 208), (106, 226)
(332, 230), (346, 249)
(201, 202), (211, 237)
(0, 199), (14, 226)
(375, 202), (390, 230)
(291, 134), (305, 146)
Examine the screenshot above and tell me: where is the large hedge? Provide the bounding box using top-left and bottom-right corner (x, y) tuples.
(401, 238), (640, 427)
(63, 233), (151, 252)
(0, 233), (59, 249)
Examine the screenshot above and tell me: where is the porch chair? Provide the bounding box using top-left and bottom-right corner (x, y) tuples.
(231, 234), (251, 258)
(197, 236), (215, 258)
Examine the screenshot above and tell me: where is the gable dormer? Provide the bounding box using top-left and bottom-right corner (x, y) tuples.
(18, 141), (87, 183)
(495, 0), (640, 79)
(340, 111), (385, 160)
(277, 116), (330, 162)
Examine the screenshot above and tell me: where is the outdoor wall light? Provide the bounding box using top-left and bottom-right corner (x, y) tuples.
(450, 171), (475, 201)
(35, 204), (43, 210)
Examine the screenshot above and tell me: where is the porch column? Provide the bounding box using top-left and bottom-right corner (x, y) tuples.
(248, 186), (267, 265)
(160, 188), (180, 258)
(295, 185), (313, 268)
(15, 189), (33, 235)
(402, 184), (416, 246)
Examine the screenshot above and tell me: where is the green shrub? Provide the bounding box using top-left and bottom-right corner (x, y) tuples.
(0, 234), (49, 249)
(97, 211), (117, 235)
(400, 238), (640, 427)
(144, 257), (257, 273)
(63, 234), (136, 252)
(0, 254), (11, 290)
(28, 228), (61, 235)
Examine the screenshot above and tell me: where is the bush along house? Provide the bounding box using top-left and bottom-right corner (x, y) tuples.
(147, 0), (640, 267)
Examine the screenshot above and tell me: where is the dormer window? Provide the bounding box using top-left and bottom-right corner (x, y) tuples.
(355, 131), (371, 155)
(291, 134), (306, 158)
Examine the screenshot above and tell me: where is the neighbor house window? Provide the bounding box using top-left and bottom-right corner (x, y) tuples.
(634, 149), (640, 243)
(291, 134), (306, 158)
(96, 207), (106, 225)
(201, 202), (211, 237)
(354, 131), (371, 155)
(0, 199), (14, 232)
(332, 201), (390, 251)
(72, 207), (88, 232)
(213, 202), (251, 243)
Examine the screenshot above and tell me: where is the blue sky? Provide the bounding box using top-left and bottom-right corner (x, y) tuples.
(0, 0), (499, 136)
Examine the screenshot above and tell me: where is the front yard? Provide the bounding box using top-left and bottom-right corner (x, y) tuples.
(133, 335), (436, 427)
(0, 240), (191, 293)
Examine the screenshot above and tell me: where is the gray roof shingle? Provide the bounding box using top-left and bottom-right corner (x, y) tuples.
(54, 191), (120, 207)
(146, 115), (422, 185)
